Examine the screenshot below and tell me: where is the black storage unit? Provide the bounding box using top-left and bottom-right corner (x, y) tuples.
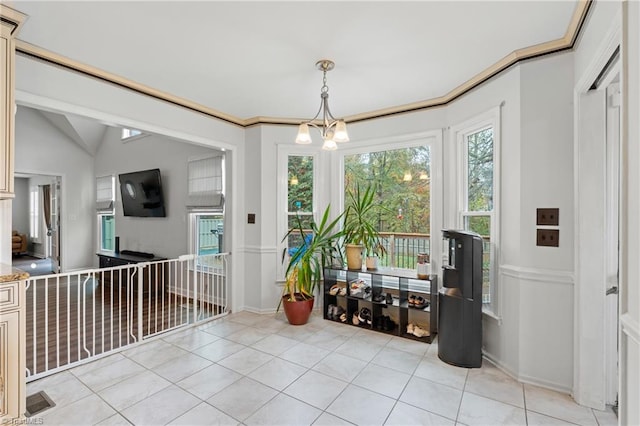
(438, 230), (483, 368)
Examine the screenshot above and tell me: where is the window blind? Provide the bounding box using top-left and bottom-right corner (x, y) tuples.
(187, 155), (224, 208)
(96, 175), (114, 212)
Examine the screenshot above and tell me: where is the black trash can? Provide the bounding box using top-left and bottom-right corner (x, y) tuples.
(438, 230), (483, 368)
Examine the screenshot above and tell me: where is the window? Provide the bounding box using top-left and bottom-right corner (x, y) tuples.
(344, 144), (433, 270)
(454, 107), (500, 314)
(286, 155), (315, 257)
(277, 146), (319, 281)
(121, 128), (142, 140)
(187, 154), (225, 263)
(29, 185), (40, 241)
(96, 175), (115, 251)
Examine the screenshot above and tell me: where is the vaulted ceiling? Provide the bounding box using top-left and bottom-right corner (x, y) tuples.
(9, 1), (585, 126)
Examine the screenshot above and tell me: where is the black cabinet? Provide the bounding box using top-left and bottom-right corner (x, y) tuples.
(96, 251), (167, 295)
(323, 267), (438, 343)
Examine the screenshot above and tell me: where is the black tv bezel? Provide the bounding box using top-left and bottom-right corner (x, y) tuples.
(118, 168), (167, 218)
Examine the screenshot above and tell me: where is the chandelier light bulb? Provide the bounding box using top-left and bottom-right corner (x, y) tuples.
(322, 138), (338, 151)
(295, 123), (312, 144)
(290, 175), (299, 185)
(419, 171), (429, 180)
(333, 120), (349, 143)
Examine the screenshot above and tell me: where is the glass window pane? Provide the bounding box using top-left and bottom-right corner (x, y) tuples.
(197, 215), (224, 255)
(101, 215), (115, 251)
(344, 146), (431, 268)
(467, 128), (494, 212)
(287, 214), (313, 256)
(288, 155), (313, 212)
(464, 215), (491, 304)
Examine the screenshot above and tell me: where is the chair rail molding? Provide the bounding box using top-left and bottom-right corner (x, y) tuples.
(499, 264), (574, 285)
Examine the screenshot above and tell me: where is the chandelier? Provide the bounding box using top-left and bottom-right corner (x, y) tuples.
(295, 59), (349, 150)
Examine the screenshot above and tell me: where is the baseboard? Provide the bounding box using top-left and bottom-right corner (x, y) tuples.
(482, 351), (572, 395)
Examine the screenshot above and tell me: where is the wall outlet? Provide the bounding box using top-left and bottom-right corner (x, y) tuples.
(537, 229), (559, 247)
(536, 208), (559, 226)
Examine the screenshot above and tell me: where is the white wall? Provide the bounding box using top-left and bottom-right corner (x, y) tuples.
(518, 53), (575, 390)
(12, 177), (29, 236)
(14, 106), (95, 270)
(95, 128), (223, 260)
(621, 1), (640, 423)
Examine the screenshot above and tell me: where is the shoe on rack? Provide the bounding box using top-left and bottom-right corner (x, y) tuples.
(414, 296), (429, 309)
(352, 312), (360, 325)
(358, 307), (372, 325)
(339, 287), (347, 296)
(329, 285), (340, 296)
(335, 306), (345, 321)
(386, 293), (394, 305)
(373, 292), (385, 303)
(327, 304), (336, 320)
(412, 324), (430, 338)
(340, 312), (347, 323)
(407, 323), (415, 334)
(408, 295), (416, 307)
(383, 315), (396, 332)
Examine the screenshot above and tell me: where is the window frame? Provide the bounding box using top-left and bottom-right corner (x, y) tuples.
(335, 132), (443, 278)
(276, 145), (321, 282)
(96, 175), (116, 252)
(29, 185), (40, 243)
(452, 107), (501, 317)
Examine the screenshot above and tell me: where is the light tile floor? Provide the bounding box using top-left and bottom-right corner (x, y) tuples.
(27, 311), (619, 426)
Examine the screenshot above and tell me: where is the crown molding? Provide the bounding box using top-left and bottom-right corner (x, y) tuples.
(0, 5), (27, 36)
(14, 0), (591, 128)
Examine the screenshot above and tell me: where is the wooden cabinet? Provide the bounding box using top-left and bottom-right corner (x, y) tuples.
(0, 267), (28, 421)
(323, 267), (438, 343)
(0, 7), (26, 200)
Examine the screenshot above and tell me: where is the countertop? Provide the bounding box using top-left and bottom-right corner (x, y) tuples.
(0, 262), (30, 283)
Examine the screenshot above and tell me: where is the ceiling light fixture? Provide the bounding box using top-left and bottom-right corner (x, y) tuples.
(403, 172), (412, 182)
(295, 60), (349, 151)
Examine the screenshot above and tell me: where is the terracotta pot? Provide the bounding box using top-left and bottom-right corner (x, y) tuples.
(345, 244), (363, 270)
(282, 294), (315, 325)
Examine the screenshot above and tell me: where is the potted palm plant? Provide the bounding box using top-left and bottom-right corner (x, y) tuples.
(343, 184), (384, 270)
(280, 205), (343, 325)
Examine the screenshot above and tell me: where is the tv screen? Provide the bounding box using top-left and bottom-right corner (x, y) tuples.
(118, 168), (166, 217)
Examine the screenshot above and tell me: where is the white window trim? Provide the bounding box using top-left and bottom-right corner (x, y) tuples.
(96, 174), (116, 251)
(451, 106), (501, 318)
(29, 185), (41, 243)
(334, 131), (444, 276)
(276, 145), (321, 282)
(188, 211), (225, 255)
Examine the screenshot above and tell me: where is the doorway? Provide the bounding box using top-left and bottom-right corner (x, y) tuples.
(12, 173), (62, 275)
(575, 48), (621, 411)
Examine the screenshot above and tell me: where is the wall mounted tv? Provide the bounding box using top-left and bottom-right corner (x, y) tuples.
(119, 168), (167, 217)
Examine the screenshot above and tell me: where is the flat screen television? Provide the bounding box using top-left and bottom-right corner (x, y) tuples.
(118, 168), (167, 217)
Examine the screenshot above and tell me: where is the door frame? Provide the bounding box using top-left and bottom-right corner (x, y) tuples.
(573, 10), (621, 410)
(15, 170), (65, 272)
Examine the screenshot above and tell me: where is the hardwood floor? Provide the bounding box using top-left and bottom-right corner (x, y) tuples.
(25, 273), (221, 377)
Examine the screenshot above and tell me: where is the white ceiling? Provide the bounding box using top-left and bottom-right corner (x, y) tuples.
(10, 1), (579, 123)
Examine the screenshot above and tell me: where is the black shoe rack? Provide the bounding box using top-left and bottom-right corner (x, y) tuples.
(323, 267), (438, 343)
